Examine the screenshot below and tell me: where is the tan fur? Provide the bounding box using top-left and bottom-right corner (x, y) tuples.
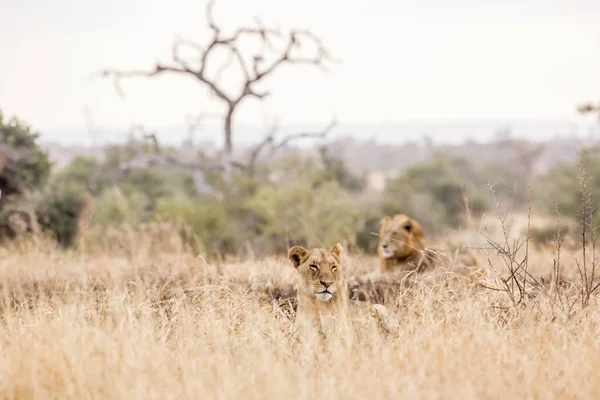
(378, 213), (479, 274)
(287, 243), (399, 339)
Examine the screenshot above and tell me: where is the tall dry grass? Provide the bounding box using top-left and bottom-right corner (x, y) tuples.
(0, 218), (598, 400)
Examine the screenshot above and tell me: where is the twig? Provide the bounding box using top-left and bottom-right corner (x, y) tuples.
(266, 119), (337, 158)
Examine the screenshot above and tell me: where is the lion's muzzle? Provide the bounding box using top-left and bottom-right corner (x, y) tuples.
(380, 245), (394, 259)
(315, 280), (335, 302)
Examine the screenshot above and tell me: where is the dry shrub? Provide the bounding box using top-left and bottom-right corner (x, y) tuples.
(478, 155), (600, 321)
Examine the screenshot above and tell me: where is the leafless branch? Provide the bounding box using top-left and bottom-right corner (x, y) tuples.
(91, 0), (334, 160)
(118, 125), (230, 173)
(267, 119), (337, 157)
(245, 118), (337, 175)
(92, 8), (331, 104)
(246, 122), (278, 175)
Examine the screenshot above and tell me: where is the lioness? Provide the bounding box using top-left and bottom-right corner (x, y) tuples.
(378, 213), (478, 274)
(287, 243), (398, 339)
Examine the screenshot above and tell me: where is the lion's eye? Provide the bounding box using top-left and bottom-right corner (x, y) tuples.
(404, 225), (412, 232)
(310, 264), (319, 271)
(331, 265), (337, 271)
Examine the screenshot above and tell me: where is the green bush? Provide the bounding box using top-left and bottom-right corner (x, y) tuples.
(384, 155), (492, 234)
(0, 203), (32, 240)
(0, 111), (90, 246)
(153, 170), (364, 258)
(534, 149), (600, 228)
(91, 186), (150, 228)
(248, 179), (361, 252)
(155, 197), (232, 256)
(36, 181), (89, 247)
(52, 156), (107, 195)
(354, 207), (383, 254)
(0, 111), (51, 195)
(120, 168), (173, 216)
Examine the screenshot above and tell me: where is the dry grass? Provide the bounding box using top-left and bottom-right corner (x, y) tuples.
(0, 226), (599, 400)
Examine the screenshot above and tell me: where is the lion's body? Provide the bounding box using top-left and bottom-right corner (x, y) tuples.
(378, 213), (479, 274)
(287, 244), (398, 339)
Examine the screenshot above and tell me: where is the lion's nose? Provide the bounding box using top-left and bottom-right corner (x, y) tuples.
(382, 244), (388, 249)
(320, 280), (333, 288)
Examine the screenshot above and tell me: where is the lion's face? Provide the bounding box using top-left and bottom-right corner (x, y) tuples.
(287, 243), (344, 302)
(378, 214), (425, 260)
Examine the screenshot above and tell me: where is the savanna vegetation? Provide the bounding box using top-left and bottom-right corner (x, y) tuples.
(2, 102), (600, 397)
(1, 1), (600, 396)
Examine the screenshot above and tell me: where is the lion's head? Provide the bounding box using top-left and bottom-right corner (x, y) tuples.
(287, 243), (344, 302)
(378, 213), (425, 261)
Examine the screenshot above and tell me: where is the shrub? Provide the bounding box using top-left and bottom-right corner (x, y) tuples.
(0, 110), (91, 246)
(36, 182), (90, 247)
(354, 208), (384, 254)
(155, 197), (232, 256)
(534, 148), (600, 231)
(384, 155), (491, 234)
(155, 176), (363, 258)
(91, 186), (150, 228)
(248, 180), (361, 252)
(52, 156), (107, 195)
(0, 111), (51, 196)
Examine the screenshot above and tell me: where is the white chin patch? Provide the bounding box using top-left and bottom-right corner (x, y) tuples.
(381, 249), (394, 259)
(316, 292), (333, 302)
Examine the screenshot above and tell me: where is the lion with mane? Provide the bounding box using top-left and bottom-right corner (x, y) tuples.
(378, 213), (479, 274)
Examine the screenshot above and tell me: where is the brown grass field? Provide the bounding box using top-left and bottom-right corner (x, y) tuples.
(0, 215), (598, 400)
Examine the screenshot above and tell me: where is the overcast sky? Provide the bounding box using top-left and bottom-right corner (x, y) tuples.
(1, 0), (599, 143)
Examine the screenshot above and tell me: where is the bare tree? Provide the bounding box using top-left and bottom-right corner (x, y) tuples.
(92, 0), (335, 183)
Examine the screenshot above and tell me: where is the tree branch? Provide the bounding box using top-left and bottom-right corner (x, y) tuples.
(92, 0), (332, 103)
(267, 118), (337, 157)
(245, 118), (337, 174)
(91, 65), (194, 99)
(246, 122), (278, 175)
(119, 126), (230, 173)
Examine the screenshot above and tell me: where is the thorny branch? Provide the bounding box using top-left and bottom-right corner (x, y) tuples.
(479, 181), (550, 309)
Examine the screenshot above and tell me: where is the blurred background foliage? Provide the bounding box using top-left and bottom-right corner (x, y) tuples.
(1, 108), (599, 258)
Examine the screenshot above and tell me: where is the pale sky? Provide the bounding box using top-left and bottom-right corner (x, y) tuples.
(1, 0), (599, 143)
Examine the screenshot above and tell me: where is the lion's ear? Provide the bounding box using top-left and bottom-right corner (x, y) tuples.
(380, 216), (391, 227)
(330, 242), (343, 259)
(288, 246), (309, 268)
(407, 218), (425, 240)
